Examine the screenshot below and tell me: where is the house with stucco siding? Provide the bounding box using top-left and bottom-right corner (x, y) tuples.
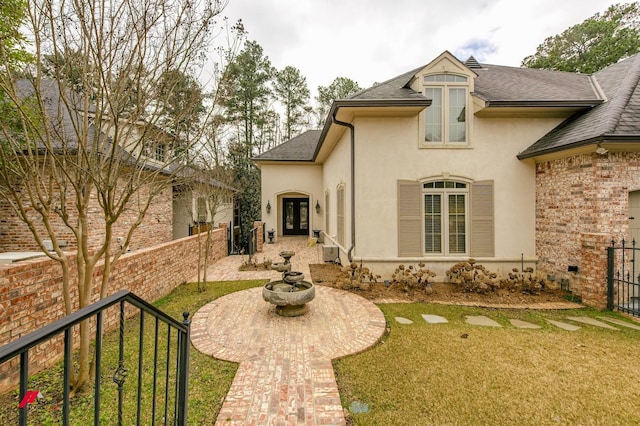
(254, 51), (640, 304)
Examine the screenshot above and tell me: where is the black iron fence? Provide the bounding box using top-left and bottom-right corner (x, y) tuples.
(0, 290), (190, 426)
(607, 239), (640, 317)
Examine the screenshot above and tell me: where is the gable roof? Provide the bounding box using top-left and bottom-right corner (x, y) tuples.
(518, 54), (640, 159)
(255, 50), (637, 164)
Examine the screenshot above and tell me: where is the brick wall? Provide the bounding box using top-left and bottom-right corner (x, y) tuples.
(535, 152), (640, 302)
(0, 174), (173, 253)
(0, 229), (227, 392)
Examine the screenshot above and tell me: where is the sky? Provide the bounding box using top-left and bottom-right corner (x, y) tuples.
(215, 0), (624, 95)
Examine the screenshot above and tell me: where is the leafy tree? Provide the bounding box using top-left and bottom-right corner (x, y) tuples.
(155, 69), (206, 142)
(226, 140), (261, 252)
(218, 40), (274, 250)
(219, 40), (274, 157)
(273, 65), (311, 140)
(0, 0), (33, 72)
(315, 77), (362, 127)
(522, 3), (640, 73)
(0, 0), (224, 391)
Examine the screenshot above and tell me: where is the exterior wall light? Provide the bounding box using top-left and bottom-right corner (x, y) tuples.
(266, 200), (271, 214)
(315, 200), (321, 213)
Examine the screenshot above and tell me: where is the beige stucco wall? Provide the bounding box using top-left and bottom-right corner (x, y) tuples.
(260, 164), (323, 238)
(259, 112), (567, 279)
(337, 114), (562, 278)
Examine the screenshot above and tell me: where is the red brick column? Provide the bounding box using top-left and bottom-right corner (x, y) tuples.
(580, 233), (611, 309)
(253, 221), (264, 253)
(218, 222), (229, 256)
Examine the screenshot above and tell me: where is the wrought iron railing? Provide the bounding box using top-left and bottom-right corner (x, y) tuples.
(0, 289), (191, 426)
(608, 239), (640, 317)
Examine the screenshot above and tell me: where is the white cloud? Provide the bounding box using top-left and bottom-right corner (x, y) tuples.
(216, 0), (622, 95)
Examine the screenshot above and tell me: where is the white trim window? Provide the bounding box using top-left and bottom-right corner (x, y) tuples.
(424, 74), (468, 144)
(423, 180), (468, 255)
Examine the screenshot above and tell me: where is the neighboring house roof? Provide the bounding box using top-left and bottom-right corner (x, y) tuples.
(253, 129), (322, 161)
(14, 79), (101, 150)
(519, 54), (640, 159)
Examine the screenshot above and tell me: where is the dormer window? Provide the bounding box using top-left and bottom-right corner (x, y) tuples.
(423, 74), (468, 144)
(155, 143), (166, 161)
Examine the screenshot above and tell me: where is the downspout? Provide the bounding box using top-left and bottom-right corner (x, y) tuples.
(331, 108), (356, 262)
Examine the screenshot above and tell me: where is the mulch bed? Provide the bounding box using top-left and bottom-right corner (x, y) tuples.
(309, 263), (575, 306)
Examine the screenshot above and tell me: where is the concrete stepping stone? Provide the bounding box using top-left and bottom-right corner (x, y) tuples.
(395, 317), (413, 325)
(566, 316), (618, 330)
(509, 319), (542, 329)
(421, 314), (448, 324)
(465, 315), (501, 327)
(546, 319), (581, 331)
(598, 317), (640, 330)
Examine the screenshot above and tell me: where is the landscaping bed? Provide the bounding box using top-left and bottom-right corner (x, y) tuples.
(309, 263), (574, 305)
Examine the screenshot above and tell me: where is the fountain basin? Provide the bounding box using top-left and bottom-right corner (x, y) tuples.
(263, 280), (315, 317)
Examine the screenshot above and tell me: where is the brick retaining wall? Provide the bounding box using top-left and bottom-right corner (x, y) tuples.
(0, 229), (227, 392)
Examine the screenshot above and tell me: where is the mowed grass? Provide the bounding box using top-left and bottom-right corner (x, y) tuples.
(0, 280), (263, 425)
(335, 303), (640, 425)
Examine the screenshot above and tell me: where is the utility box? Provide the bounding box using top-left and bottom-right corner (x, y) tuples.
(322, 245), (338, 262)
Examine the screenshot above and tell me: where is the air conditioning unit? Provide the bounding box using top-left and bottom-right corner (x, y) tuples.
(322, 245), (338, 262)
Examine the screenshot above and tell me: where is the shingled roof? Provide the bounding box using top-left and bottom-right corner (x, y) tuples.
(253, 129), (322, 161)
(518, 54), (640, 159)
(255, 51), (640, 163)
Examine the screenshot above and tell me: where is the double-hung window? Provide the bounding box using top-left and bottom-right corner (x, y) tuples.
(423, 181), (468, 255)
(424, 74), (468, 144)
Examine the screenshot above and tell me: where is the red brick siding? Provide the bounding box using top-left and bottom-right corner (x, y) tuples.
(0, 175), (173, 253)
(535, 152), (640, 301)
(0, 229), (227, 392)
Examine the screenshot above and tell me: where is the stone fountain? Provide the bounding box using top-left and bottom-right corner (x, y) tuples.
(263, 251), (315, 316)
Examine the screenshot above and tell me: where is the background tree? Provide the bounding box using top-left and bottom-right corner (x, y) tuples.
(273, 65), (311, 140)
(219, 40), (274, 157)
(155, 69), (206, 144)
(314, 77), (362, 127)
(218, 40), (273, 250)
(522, 2), (640, 73)
(0, 0), (224, 391)
(0, 0), (33, 72)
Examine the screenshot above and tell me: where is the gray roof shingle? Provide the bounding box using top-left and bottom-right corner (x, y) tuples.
(256, 51), (640, 162)
(473, 64), (599, 103)
(253, 129), (322, 161)
(518, 54), (640, 158)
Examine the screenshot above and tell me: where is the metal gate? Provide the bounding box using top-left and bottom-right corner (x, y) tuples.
(607, 239), (640, 317)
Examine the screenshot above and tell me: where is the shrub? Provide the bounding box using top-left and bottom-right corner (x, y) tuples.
(500, 267), (546, 295)
(336, 261), (380, 291)
(239, 256), (272, 271)
(391, 262), (436, 292)
(446, 258), (498, 294)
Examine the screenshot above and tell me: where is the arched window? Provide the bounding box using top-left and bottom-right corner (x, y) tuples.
(423, 180), (468, 254)
(423, 74), (468, 144)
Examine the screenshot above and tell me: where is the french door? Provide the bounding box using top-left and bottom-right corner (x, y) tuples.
(282, 198), (309, 236)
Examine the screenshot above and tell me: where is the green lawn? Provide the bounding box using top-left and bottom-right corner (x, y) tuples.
(0, 280), (264, 425)
(3, 282), (639, 425)
(335, 303), (640, 425)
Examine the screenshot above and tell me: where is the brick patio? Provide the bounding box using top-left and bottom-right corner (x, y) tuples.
(191, 236), (386, 425)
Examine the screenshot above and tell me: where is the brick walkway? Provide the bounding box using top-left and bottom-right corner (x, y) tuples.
(191, 237), (386, 425)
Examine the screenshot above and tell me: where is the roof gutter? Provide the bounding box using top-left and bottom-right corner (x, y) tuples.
(483, 100), (603, 108)
(331, 107), (356, 263)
